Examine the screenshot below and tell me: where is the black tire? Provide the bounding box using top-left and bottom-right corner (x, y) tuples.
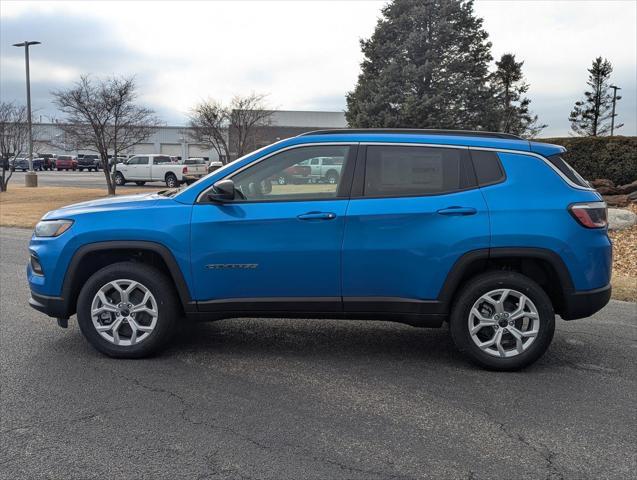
(76, 262), (179, 358)
(114, 172), (126, 186)
(449, 271), (555, 371)
(135, 181), (146, 186)
(165, 173), (178, 188)
(276, 175), (288, 185)
(326, 170), (339, 185)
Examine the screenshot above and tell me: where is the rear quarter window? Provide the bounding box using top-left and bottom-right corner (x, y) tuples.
(470, 150), (505, 186)
(546, 154), (590, 188)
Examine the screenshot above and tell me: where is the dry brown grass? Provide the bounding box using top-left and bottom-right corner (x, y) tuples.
(0, 185), (155, 228)
(609, 204), (637, 302)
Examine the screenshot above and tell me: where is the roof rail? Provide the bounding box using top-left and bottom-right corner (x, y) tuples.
(298, 128), (523, 141)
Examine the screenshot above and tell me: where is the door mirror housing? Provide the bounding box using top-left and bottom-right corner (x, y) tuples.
(207, 179), (236, 202)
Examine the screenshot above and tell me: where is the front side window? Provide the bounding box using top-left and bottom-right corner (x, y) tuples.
(364, 145), (473, 197)
(230, 145), (352, 202)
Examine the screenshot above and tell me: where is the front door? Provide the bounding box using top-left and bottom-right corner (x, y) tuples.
(342, 144), (490, 313)
(190, 144), (357, 312)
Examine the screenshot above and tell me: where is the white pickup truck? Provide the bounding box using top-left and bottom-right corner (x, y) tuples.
(114, 154), (207, 188)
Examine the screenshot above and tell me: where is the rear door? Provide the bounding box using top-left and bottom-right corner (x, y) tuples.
(150, 155), (173, 180)
(342, 144), (489, 314)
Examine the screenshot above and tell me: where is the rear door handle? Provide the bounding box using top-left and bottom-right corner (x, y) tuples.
(436, 206), (477, 216)
(297, 211), (337, 221)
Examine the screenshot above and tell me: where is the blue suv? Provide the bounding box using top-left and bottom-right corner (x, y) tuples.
(27, 129), (611, 370)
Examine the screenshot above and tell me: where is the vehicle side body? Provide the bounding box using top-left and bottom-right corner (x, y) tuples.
(115, 154), (206, 187)
(10, 157), (44, 171)
(28, 131), (611, 332)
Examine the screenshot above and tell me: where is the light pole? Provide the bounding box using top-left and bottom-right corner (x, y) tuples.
(609, 85), (621, 136)
(13, 40), (41, 187)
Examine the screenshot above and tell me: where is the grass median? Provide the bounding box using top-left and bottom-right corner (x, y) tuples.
(0, 185), (156, 228)
(1, 184), (634, 302)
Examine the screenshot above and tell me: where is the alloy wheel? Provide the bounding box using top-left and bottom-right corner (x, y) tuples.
(90, 279), (158, 347)
(468, 288), (539, 358)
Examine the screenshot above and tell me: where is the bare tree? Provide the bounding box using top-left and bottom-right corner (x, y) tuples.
(0, 102), (29, 192)
(187, 93), (272, 164)
(51, 76), (161, 194)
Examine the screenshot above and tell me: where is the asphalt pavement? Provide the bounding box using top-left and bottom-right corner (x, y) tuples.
(9, 170), (160, 189)
(1, 226), (636, 480)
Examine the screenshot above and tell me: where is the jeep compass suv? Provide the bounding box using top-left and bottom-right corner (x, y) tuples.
(27, 129), (611, 370)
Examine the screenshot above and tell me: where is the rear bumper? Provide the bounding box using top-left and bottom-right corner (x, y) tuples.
(183, 174), (204, 182)
(561, 284), (611, 320)
(29, 290), (69, 319)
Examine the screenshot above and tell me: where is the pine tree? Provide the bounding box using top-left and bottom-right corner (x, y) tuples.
(569, 57), (622, 136)
(346, 0), (495, 130)
(491, 53), (546, 138)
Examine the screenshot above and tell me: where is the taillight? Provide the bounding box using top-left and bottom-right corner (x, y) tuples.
(569, 202), (607, 229)
(182, 166), (188, 174)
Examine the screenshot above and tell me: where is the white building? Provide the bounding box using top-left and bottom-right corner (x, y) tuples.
(33, 110), (347, 161)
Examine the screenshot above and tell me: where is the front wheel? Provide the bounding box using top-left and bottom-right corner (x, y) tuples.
(76, 262), (179, 358)
(165, 173), (178, 188)
(114, 172), (126, 186)
(449, 271), (555, 371)
(276, 175), (287, 185)
(325, 171), (339, 184)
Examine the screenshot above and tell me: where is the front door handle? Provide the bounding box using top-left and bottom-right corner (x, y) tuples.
(297, 211), (337, 221)
(437, 206), (477, 216)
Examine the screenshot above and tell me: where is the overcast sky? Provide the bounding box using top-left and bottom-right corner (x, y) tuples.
(1, 0), (635, 136)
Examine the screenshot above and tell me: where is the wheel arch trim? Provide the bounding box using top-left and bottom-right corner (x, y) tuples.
(438, 247), (575, 304)
(61, 240), (195, 315)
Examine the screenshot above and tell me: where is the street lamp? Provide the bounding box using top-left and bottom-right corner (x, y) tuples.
(13, 40), (41, 187)
(609, 85), (621, 136)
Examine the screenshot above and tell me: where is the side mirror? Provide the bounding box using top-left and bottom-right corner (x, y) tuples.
(207, 179), (236, 202)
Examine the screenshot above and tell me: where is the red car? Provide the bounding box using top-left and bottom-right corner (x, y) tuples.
(56, 155), (77, 171)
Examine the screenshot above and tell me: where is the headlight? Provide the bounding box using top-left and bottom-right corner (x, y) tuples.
(34, 219), (74, 237)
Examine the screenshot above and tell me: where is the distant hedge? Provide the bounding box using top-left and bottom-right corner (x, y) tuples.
(536, 136), (636, 186)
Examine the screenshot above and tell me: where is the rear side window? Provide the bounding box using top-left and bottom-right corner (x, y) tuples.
(153, 155), (172, 164)
(546, 154), (589, 187)
(470, 150), (505, 186)
(363, 145), (474, 197)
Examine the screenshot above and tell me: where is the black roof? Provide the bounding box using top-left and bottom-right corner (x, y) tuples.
(299, 128), (523, 141)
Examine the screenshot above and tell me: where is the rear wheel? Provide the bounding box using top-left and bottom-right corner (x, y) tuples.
(276, 175), (288, 185)
(114, 172), (126, 186)
(165, 173), (178, 188)
(449, 271), (555, 371)
(76, 262), (179, 358)
(326, 170), (339, 184)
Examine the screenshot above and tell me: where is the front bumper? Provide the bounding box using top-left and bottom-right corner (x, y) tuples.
(561, 284), (611, 320)
(29, 290), (69, 319)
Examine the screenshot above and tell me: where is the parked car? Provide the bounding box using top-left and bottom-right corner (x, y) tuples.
(55, 155), (77, 171)
(273, 163), (312, 185)
(207, 160), (223, 173)
(27, 129), (611, 370)
(114, 154), (207, 187)
(38, 153), (57, 170)
(303, 156), (344, 184)
(77, 154), (101, 171)
(9, 157), (44, 171)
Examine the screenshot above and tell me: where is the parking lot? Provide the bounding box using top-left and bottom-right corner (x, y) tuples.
(1, 226), (636, 479)
(8, 170), (161, 189)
